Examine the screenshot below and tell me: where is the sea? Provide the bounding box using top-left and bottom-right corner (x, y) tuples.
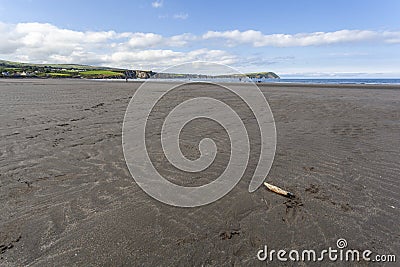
(100, 78), (400, 85)
(150, 78), (400, 85)
(265, 78), (400, 85)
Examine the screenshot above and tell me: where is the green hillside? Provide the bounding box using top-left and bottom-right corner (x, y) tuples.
(0, 59), (279, 80)
(0, 60), (127, 78)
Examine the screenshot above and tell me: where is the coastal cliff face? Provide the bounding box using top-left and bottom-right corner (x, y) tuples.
(125, 70), (154, 79)
(243, 72), (280, 79)
(136, 71), (149, 79)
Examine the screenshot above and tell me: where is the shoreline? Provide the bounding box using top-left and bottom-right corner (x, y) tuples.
(2, 77), (400, 88)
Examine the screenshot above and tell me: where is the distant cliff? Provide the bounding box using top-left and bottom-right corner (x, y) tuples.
(241, 72), (280, 79)
(152, 71), (280, 79)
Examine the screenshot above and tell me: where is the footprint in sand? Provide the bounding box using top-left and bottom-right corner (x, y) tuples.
(282, 198), (304, 225)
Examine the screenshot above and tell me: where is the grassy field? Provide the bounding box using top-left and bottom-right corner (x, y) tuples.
(79, 70), (124, 78)
(47, 72), (72, 77)
(79, 70), (124, 76)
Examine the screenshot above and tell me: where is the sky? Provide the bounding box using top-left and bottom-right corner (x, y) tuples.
(1, 0), (400, 77)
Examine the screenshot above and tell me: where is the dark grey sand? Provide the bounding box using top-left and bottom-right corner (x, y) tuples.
(0, 79), (399, 266)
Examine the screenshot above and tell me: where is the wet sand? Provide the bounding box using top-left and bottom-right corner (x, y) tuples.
(0, 79), (399, 266)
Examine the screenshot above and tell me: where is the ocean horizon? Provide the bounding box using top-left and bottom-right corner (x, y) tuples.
(115, 77), (400, 85)
(268, 78), (400, 85)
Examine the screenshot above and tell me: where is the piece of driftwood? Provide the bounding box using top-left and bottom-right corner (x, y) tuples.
(263, 182), (295, 198)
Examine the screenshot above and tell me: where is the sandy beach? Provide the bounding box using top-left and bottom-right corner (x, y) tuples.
(0, 79), (399, 266)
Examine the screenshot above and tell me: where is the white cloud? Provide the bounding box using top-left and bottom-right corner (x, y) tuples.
(166, 33), (196, 46)
(152, 0), (163, 8)
(159, 13), (189, 20)
(104, 48), (235, 70)
(173, 13), (189, 20)
(203, 29), (383, 47)
(0, 22), (234, 70)
(382, 31), (400, 44)
(127, 33), (164, 48)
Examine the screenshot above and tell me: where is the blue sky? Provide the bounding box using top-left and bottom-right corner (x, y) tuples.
(1, 0), (400, 77)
